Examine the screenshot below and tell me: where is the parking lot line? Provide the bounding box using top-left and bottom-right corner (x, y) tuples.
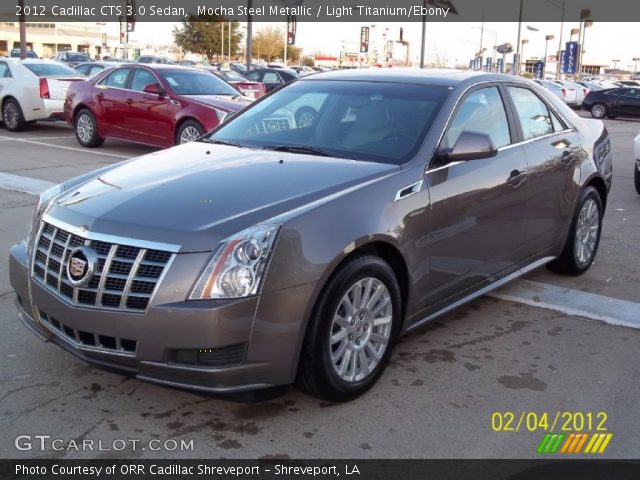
(489, 279), (640, 330)
(0, 172), (54, 195)
(12, 138), (130, 159)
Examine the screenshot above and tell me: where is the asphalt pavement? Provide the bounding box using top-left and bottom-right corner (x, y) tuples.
(0, 116), (638, 459)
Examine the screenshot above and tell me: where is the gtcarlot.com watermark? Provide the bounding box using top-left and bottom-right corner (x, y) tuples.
(15, 434), (194, 452)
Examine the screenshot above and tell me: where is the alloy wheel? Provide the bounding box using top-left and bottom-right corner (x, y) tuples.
(329, 277), (393, 383)
(180, 126), (201, 144)
(591, 104), (606, 118)
(76, 113), (94, 143)
(574, 198), (599, 265)
(3, 102), (19, 129)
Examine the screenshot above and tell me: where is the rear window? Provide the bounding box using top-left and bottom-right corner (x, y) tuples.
(67, 53), (90, 62)
(23, 63), (78, 76)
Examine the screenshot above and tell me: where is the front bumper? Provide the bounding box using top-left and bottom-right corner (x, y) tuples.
(9, 242), (315, 393)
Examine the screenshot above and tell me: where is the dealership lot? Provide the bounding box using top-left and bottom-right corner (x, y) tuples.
(0, 117), (639, 458)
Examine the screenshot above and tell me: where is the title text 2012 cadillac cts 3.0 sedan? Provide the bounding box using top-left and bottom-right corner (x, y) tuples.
(10, 70), (613, 401)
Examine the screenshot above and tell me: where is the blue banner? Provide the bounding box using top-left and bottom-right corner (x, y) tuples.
(469, 59), (474, 70)
(496, 57), (504, 73)
(562, 42), (578, 74)
(533, 61), (545, 79)
(485, 57), (493, 72)
(560, 50), (566, 74)
(475, 56), (482, 71)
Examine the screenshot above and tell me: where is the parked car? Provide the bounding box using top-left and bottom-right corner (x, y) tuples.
(229, 62), (248, 74)
(634, 133), (640, 194)
(617, 80), (640, 87)
(135, 55), (177, 65)
(552, 80), (587, 107)
(534, 79), (579, 107)
(244, 68), (298, 92)
(11, 70), (613, 401)
(10, 48), (38, 59)
(54, 51), (91, 67)
(64, 64), (251, 148)
(73, 61), (121, 78)
(0, 58), (84, 131)
(583, 87), (640, 119)
(576, 81), (604, 92)
(203, 67), (266, 99)
(293, 66), (316, 76)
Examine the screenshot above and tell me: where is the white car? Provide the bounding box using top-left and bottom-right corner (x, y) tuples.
(552, 80), (588, 107)
(0, 58), (84, 131)
(634, 133), (640, 195)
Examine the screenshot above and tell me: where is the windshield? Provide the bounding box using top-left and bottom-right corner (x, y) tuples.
(68, 53), (90, 62)
(204, 80), (449, 165)
(219, 70), (246, 82)
(159, 70), (240, 96)
(24, 63), (78, 76)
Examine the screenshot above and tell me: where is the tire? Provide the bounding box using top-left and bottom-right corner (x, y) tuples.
(296, 255), (402, 402)
(2, 98), (27, 132)
(74, 109), (104, 148)
(176, 120), (204, 145)
(634, 165), (640, 195)
(590, 103), (607, 119)
(547, 186), (603, 276)
(295, 106), (318, 128)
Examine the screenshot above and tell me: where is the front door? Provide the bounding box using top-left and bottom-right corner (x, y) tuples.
(417, 85), (530, 308)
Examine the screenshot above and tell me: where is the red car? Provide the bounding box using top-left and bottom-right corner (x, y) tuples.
(204, 67), (267, 100)
(64, 64), (252, 148)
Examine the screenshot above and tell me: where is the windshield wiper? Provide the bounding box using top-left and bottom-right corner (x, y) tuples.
(261, 144), (338, 157)
(200, 138), (246, 148)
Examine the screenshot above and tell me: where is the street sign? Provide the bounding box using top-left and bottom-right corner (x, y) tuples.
(485, 57), (493, 72)
(560, 50), (566, 74)
(533, 61), (545, 79)
(360, 26), (369, 53)
(469, 59), (474, 70)
(287, 15), (297, 45)
(496, 58), (504, 73)
(475, 56), (482, 71)
(563, 41), (578, 74)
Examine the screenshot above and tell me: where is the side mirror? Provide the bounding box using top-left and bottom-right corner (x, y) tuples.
(444, 131), (498, 162)
(142, 83), (163, 96)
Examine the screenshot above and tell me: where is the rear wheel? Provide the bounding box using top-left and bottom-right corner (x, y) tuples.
(590, 103), (607, 119)
(176, 120), (203, 145)
(2, 98), (27, 132)
(547, 186), (603, 275)
(634, 165), (640, 195)
(74, 109), (104, 148)
(296, 255), (402, 402)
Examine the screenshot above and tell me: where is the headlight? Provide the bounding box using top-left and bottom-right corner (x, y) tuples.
(189, 225), (280, 300)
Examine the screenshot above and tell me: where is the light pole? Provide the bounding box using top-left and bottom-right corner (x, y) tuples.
(420, 0), (458, 69)
(544, 34), (555, 77)
(612, 59), (620, 70)
(18, 0), (26, 59)
(633, 57), (640, 73)
(578, 19), (593, 79)
(515, 0), (524, 74)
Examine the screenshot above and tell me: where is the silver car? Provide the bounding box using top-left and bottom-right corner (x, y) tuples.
(535, 80), (581, 107)
(10, 70), (613, 401)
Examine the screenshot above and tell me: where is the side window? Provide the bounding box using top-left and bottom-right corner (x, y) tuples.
(130, 69), (158, 92)
(508, 87), (554, 140)
(89, 66), (103, 77)
(263, 72), (282, 84)
(443, 86), (511, 150)
(99, 68), (131, 88)
(0, 62), (11, 78)
(550, 110), (566, 132)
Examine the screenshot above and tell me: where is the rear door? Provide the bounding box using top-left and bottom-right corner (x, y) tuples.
(617, 88), (640, 116)
(94, 67), (132, 137)
(419, 85), (530, 306)
(505, 85), (582, 256)
(0, 61), (11, 98)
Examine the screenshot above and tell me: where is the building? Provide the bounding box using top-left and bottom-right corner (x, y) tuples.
(0, 22), (121, 59)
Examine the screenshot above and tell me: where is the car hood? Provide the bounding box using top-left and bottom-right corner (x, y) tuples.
(49, 142), (399, 252)
(183, 94), (252, 111)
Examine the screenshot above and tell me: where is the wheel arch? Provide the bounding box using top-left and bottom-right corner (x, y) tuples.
(174, 116), (205, 143)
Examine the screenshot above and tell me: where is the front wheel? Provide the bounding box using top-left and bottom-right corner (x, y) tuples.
(176, 120), (204, 145)
(634, 165), (640, 195)
(547, 186), (603, 275)
(296, 255), (402, 402)
(590, 103), (607, 119)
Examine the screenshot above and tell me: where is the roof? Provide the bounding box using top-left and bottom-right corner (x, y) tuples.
(300, 68), (514, 87)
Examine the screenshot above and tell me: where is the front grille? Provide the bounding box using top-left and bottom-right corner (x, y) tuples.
(40, 310), (137, 355)
(31, 221), (174, 312)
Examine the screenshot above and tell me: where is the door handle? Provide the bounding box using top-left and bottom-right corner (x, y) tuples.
(561, 144), (579, 164)
(507, 169), (526, 188)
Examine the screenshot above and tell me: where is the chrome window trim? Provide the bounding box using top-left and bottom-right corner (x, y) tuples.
(498, 129), (574, 152)
(42, 213), (181, 253)
(425, 161), (464, 174)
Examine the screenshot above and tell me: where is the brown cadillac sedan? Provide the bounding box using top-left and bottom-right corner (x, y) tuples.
(10, 70), (613, 401)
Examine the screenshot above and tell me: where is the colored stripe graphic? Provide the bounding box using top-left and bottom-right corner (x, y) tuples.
(538, 433), (613, 454)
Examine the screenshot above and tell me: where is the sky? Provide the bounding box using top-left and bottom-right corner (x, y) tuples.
(129, 21), (639, 70)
